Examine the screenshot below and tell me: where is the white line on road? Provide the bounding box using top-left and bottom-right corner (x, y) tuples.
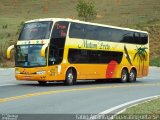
(88, 95), (160, 120)
(99, 95), (160, 114)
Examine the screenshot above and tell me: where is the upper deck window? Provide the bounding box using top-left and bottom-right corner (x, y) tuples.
(19, 21), (53, 40)
(69, 22), (148, 45)
(51, 21), (69, 39)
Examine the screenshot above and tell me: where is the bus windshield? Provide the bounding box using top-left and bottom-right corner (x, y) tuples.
(19, 21), (53, 40)
(15, 45), (46, 67)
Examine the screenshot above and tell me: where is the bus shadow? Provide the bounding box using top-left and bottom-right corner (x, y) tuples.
(18, 79), (144, 87)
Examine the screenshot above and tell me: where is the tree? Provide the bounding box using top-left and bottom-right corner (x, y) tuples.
(76, 0), (97, 21)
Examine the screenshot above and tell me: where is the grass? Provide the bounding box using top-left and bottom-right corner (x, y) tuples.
(150, 56), (160, 67)
(0, 0), (160, 67)
(114, 97), (160, 120)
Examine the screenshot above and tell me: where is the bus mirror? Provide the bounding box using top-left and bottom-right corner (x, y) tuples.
(6, 45), (15, 59)
(40, 43), (48, 57)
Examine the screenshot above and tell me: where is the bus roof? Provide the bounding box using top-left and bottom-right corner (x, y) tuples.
(25, 18), (148, 34)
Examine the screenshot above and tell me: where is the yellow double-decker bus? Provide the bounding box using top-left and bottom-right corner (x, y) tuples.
(7, 18), (149, 85)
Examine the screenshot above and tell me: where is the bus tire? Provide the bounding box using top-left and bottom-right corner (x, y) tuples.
(120, 68), (128, 83)
(38, 81), (47, 85)
(128, 69), (137, 82)
(65, 68), (76, 86)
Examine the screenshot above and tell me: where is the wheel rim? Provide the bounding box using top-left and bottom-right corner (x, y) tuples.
(122, 73), (127, 81)
(121, 69), (128, 82)
(130, 72), (135, 81)
(129, 70), (136, 82)
(68, 73), (74, 82)
(65, 69), (76, 85)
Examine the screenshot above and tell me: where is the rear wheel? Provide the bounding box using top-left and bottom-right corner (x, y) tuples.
(38, 81), (47, 85)
(128, 69), (137, 82)
(120, 69), (128, 83)
(65, 69), (76, 86)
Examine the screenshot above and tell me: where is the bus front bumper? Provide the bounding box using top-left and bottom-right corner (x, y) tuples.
(15, 67), (65, 82)
(16, 74), (47, 81)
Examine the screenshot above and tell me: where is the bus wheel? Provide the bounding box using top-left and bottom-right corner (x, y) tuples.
(120, 69), (128, 83)
(38, 81), (47, 85)
(65, 69), (76, 86)
(128, 69), (137, 82)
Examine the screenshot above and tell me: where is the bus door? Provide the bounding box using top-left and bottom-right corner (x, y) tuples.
(48, 21), (69, 76)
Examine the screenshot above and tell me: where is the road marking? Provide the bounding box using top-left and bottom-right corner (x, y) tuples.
(89, 95), (160, 120)
(0, 83), (160, 103)
(99, 95), (160, 115)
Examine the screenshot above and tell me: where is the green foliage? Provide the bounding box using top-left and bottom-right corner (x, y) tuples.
(76, 0), (97, 21)
(2, 24), (8, 29)
(0, 42), (9, 61)
(150, 56), (160, 67)
(114, 97), (160, 119)
(16, 21), (24, 35)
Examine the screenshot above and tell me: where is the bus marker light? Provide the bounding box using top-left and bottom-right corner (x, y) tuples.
(16, 71), (20, 74)
(36, 71), (46, 75)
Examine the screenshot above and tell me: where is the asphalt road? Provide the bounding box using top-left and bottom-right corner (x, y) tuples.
(0, 67), (160, 119)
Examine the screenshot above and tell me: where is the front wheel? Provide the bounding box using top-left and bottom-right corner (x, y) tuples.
(65, 69), (76, 86)
(128, 69), (137, 82)
(120, 69), (128, 83)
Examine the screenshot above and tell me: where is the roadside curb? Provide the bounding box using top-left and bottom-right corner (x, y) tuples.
(115, 95), (160, 114)
(95, 95), (160, 120)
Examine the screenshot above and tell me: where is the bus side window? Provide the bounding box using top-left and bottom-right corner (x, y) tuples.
(140, 33), (148, 44)
(134, 32), (141, 44)
(51, 22), (68, 39)
(122, 32), (134, 43)
(69, 23), (85, 39)
(85, 25), (98, 40)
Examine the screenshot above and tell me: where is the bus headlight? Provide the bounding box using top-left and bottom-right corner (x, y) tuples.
(16, 71), (20, 74)
(36, 71), (46, 75)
